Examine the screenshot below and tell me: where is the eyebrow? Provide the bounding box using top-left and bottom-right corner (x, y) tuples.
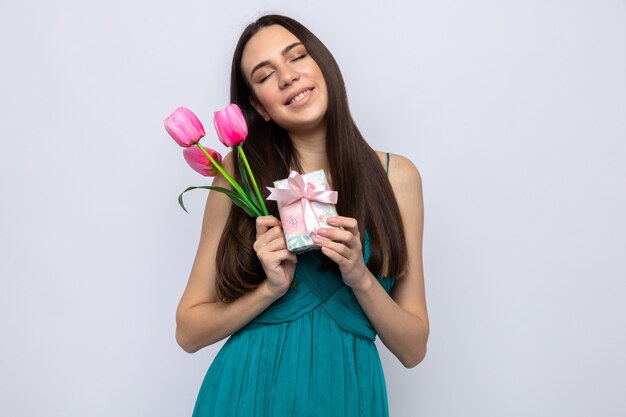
(250, 42), (304, 78)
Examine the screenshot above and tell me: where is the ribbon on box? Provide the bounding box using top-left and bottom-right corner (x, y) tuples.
(266, 171), (338, 239)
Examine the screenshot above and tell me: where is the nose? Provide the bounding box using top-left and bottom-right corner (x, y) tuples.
(279, 66), (300, 88)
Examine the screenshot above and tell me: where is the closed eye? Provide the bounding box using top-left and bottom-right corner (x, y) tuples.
(259, 54), (308, 83)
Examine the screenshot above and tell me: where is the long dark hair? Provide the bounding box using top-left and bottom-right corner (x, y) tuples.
(214, 14), (408, 303)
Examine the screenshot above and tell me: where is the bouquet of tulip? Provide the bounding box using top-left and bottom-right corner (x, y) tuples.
(164, 104), (268, 217)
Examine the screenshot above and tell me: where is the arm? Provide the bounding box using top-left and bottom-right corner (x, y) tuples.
(176, 281), (281, 353)
(174, 151), (281, 353)
(352, 154), (429, 368)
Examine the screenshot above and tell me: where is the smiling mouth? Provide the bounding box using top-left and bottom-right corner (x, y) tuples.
(286, 88), (314, 105)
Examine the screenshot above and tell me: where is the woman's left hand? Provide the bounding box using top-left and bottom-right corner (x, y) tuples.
(313, 216), (369, 290)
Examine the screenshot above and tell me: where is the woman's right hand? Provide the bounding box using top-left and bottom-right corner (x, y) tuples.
(254, 215), (298, 298)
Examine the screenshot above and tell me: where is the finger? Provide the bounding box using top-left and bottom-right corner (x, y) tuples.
(265, 223), (285, 240)
(280, 248), (298, 263)
(256, 221), (287, 244)
(327, 216), (359, 236)
(266, 248), (295, 263)
(281, 249), (298, 265)
(316, 227), (359, 249)
(319, 244), (342, 264)
(256, 227), (285, 251)
(255, 216), (270, 237)
(315, 237), (350, 258)
(287, 251), (297, 263)
(263, 235), (288, 252)
(256, 215), (281, 239)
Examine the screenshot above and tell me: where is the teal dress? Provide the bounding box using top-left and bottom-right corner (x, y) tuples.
(192, 153), (395, 417)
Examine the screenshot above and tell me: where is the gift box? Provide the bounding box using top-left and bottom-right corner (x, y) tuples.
(266, 169), (342, 254)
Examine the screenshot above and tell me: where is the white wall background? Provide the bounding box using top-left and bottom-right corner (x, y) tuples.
(1, 1), (625, 416)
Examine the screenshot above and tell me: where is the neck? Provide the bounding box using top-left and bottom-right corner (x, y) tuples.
(287, 120), (330, 176)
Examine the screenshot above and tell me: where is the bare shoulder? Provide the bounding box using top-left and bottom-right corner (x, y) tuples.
(374, 151), (428, 332)
(219, 150), (237, 183)
(176, 150), (236, 313)
(373, 150), (422, 193)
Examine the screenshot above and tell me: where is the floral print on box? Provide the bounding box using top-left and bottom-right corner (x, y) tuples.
(272, 169), (341, 254)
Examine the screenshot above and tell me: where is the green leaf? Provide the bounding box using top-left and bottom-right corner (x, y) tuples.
(237, 151), (262, 212)
(178, 185), (256, 217)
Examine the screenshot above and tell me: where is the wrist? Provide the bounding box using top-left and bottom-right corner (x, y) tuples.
(260, 280), (288, 301)
(350, 270), (374, 294)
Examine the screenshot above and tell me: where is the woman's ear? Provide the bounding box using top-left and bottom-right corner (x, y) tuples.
(249, 95), (271, 121)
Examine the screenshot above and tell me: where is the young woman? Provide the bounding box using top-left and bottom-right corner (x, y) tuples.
(175, 14), (429, 417)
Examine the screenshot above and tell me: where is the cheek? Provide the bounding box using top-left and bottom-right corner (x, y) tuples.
(311, 67), (328, 94)
(255, 87), (281, 108)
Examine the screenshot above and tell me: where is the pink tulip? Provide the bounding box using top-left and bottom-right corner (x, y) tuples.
(183, 146), (221, 177)
(213, 103), (248, 147)
(164, 107), (206, 147)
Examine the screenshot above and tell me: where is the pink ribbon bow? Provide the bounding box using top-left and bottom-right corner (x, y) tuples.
(266, 171), (338, 239)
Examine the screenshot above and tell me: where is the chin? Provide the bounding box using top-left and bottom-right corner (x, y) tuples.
(277, 109), (326, 131)
(290, 115), (327, 131)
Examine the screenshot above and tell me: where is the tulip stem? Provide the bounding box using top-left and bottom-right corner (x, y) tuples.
(237, 145), (269, 216)
(196, 143), (262, 217)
